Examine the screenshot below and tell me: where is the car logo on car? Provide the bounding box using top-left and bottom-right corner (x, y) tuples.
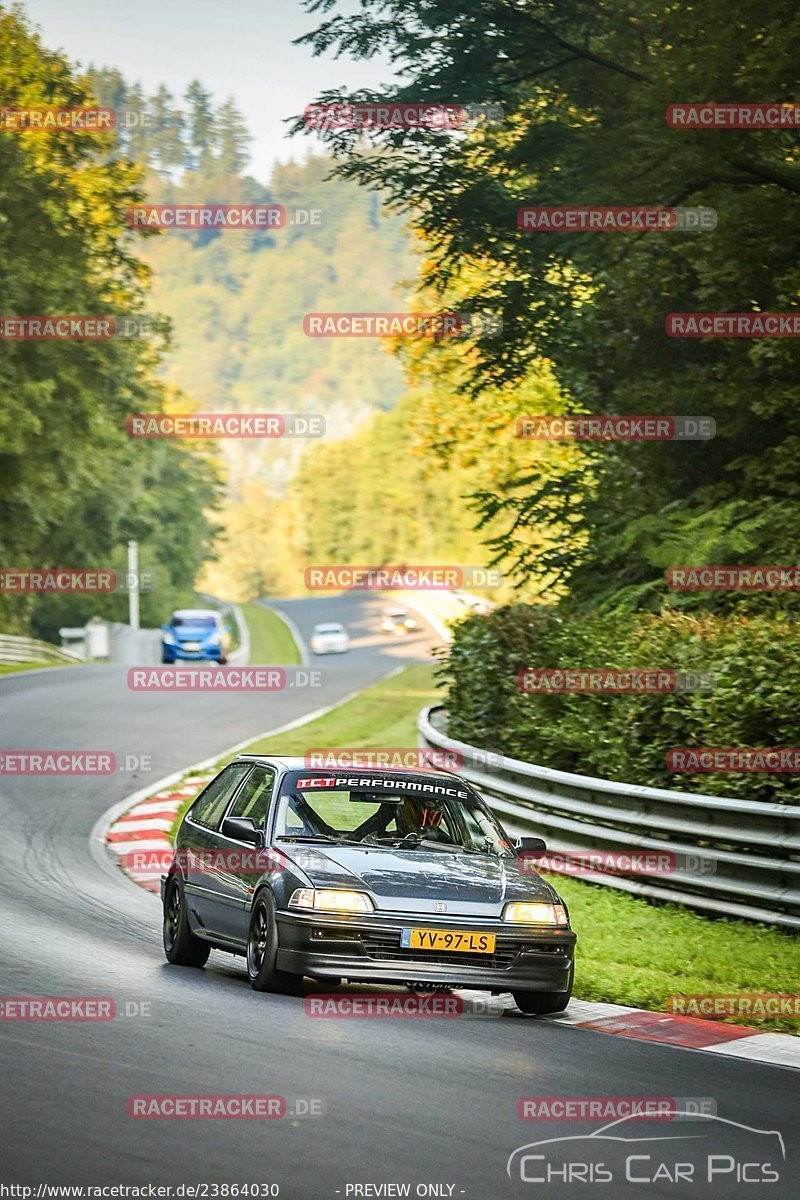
(433, 901), (447, 913)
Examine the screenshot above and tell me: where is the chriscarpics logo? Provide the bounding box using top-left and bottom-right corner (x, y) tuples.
(507, 1112), (785, 1189)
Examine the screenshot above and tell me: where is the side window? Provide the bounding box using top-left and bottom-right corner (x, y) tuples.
(226, 766), (276, 827)
(189, 763), (252, 830)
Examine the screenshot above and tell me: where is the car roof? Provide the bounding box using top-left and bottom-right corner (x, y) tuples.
(231, 753), (465, 783)
(313, 622), (344, 630)
(170, 608), (220, 619)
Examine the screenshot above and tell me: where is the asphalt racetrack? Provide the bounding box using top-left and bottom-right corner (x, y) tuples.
(1, 592), (797, 1197)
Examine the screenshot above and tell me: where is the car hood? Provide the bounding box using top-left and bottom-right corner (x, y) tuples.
(283, 845), (557, 917)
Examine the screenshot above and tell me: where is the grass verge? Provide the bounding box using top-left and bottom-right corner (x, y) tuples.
(244, 602), (301, 665)
(165, 661), (799, 1033)
(553, 875), (800, 1034)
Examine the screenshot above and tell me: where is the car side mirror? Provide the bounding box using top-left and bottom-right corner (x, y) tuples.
(514, 836), (547, 858)
(222, 815), (259, 844)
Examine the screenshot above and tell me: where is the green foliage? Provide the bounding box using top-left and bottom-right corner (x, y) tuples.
(556, 876), (800, 1033)
(243, 603), (301, 665)
(295, 0), (800, 609)
(0, 7), (219, 637)
(439, 604), (800, 802)
(141, 155), (412, 426)
(88, 69), (250, 177)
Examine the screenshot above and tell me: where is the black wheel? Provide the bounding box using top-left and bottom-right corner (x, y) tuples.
(163, 876), (210, 967)
(513, 965), (573, 1015)
(246, 892), (303, 994)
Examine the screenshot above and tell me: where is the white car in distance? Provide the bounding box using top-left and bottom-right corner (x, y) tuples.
(310, 621), (350, 655)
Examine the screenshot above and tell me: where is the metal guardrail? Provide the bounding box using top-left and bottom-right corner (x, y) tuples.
(0, 633), (83, 665)
(418, 705), (800, 929)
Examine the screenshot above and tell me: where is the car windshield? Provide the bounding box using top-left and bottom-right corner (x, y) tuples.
(314, 624), (344, 634)
(172, 616), (216, 629)
(275, 779), (513, 856)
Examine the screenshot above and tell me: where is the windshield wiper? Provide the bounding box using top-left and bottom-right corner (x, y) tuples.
(369, 834), (471, 852)
(276, 834), (369, 847)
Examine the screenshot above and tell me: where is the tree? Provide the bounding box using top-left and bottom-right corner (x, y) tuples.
(293, 0), (800, 608)
(216, 97), (251, 175)
(149, 84), (186, 172)
(185, 79), (217, 171)
(0, 6), (218, 635)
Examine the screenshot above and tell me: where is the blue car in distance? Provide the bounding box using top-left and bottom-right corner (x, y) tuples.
(161, 609), (230, 664)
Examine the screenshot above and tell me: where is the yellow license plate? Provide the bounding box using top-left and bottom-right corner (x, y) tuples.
(401, 928), (496, 953)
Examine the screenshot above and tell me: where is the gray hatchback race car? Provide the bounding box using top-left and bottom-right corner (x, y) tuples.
(162, 756), (576, 1014)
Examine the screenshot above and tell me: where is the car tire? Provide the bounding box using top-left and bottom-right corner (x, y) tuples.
(247, 891), (303, 994)
(163, 876), (210, 967)
(513, 965), (573, 1015)
(161, 654), (173, 664)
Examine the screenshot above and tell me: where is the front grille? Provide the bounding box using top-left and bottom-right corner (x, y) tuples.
(361, 929), (523, 971)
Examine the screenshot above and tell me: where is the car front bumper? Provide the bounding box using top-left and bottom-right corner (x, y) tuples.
(162, 644), (222, 660)
(276, 911), (575, 992)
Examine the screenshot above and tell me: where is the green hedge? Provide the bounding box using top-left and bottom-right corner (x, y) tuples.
(438, 606), (800, 802)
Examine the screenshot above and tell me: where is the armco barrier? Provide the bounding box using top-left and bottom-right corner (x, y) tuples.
(418, 705), (800, 929)
(0, 633), (83, 666)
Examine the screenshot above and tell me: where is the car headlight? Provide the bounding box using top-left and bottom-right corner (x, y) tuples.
(162, 632), (176, 646)
(289, 888), (375, 914)
(503, 901), (569, 926)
